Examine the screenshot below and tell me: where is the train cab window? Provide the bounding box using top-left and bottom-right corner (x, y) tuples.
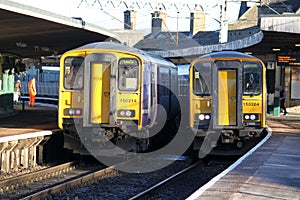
(243, 62), (262, 95)
(118, 58), (139, 91)
(193, 61), (211, 96)
(64, 57), (84, 89)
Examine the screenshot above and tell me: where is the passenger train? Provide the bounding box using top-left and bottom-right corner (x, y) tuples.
(189, 51), (267, 154)
(58, 41), (267, 157)
(58, 42), (180, 154)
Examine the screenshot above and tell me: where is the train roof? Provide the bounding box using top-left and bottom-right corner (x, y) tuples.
(76, 41), (141, 54)
(70, 42), (176, 68)
(199, 51), (256, 59)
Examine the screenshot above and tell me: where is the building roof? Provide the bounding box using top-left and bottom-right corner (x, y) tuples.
(134, 27), (263, 62)
(134, 0), (300, 63)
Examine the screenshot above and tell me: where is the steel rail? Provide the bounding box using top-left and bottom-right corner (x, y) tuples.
(128, 160), (203, 200)
(0, 161), (77, 192)
(20, 163), (124, 200)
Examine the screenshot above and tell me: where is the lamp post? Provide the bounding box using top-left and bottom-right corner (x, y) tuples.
(176, 11), (179, 47)
(219, 0), (228, 43)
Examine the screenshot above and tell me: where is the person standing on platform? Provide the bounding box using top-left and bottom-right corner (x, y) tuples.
(28, 77), (37, 107)
(14, 80), (22, 104)
(280, 86), (287, 115)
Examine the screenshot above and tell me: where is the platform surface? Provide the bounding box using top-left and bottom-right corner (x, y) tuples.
(0, 103), (58, 137)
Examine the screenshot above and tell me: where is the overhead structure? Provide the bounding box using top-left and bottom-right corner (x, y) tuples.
(0, 0), (120, 58)
(78, 0), (267, 12)
(78, 0), (204, 12)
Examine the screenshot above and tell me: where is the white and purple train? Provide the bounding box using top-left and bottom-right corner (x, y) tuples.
(58, 42), (181, 154)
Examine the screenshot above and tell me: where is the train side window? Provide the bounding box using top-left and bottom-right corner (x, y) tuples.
(151, 71), (156, 106)
(158, 67), (169, 96)
(118, 58), (139, 91)
(243, 62), (262, 95)
(64, 57), (84, 89)
(193, 61), (211, 96)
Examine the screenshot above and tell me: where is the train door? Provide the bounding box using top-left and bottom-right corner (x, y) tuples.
(83, 53), (116, 127)
(213, 60), (243, 129)
(89, 62), (111, 124)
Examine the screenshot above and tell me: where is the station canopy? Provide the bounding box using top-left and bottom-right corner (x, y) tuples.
(242, 31), (300, 56)
(0, 2), (119, 59)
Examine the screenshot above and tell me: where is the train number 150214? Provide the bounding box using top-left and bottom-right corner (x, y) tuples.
(120, 98), (137, 103)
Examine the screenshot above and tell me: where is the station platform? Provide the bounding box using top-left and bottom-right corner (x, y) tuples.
(0, 103), (58, 137)
(188, 112), (300, 200)
(0, 103), (60, 173)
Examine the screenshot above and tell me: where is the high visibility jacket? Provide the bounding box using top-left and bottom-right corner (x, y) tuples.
(28, 79), (36, 96)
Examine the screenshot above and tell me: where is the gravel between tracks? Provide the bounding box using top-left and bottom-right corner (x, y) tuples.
(52, 156), (234, 200)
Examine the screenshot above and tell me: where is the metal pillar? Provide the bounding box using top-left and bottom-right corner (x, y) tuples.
(28, 137), (44, 167)
(273, 64), (281, 116)
(1, 141), (18, 173)
(0, 142), (8, 172)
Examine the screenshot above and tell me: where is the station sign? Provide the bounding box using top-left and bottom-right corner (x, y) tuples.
(277, 55), (300, 66)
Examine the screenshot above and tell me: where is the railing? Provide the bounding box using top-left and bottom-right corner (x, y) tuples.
(21, 81), (58, 98)
(19, 82), (58, 110)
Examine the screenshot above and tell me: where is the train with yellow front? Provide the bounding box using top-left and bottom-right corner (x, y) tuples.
(58, 42), (180, 155)
(189, 51), (267, 154)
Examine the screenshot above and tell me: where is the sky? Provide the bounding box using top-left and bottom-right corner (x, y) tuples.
(11, 0), (245, 33)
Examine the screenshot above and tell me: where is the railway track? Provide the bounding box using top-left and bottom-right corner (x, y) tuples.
(127, 133), (268, 199)
(45, 154), (234, 200)
(0, 161), (76, 193)
(128, 160), (205, 200)
(21, 164), (123, 200)
(0, 153), (240, 199)
(0, 160), (112, 199)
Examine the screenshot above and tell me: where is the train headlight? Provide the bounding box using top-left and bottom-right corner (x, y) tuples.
(199, 114), (205, 120)
(205, 114), (210, 120)
(118, 110), (135, 117)
(244, 114), (258, 120)
(64, 108), (82, 116)
(125, 110), (132, 117)
(198, 114), (210, 121)
(69, 109), (75, 115)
